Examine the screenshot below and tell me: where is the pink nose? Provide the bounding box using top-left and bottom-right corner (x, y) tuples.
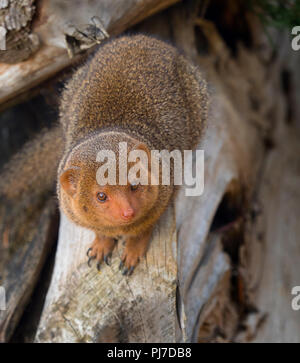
(122, 208), (134, 219)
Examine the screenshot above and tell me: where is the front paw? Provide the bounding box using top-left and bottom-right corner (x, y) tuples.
(119, 248), (142, 276)
(119, 233), (151, 276)
(87, 235), (116, 271)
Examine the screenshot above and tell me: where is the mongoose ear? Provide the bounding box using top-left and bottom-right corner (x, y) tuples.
(60, 167), (80, 197)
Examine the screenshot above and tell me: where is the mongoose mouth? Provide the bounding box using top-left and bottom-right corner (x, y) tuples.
(97, 213), (137, 227)
(115, 218), (136, 226)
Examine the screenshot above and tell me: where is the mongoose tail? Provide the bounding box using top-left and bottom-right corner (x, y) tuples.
(0, 125), (63, 203)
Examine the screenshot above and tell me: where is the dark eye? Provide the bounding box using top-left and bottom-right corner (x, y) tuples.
(130, 183), (139, 191)
(96, 192), (107, 202)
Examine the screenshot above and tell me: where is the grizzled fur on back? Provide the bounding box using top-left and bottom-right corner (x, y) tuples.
(60, 34), (208, 156)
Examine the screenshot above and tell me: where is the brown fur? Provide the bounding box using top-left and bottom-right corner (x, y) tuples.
(1, 35), (208, 274)
(0, 125), (63, 202)
(57, 35), (208, 273)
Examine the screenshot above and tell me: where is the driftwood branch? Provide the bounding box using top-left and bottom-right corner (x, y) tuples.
(0, 0), (180, 110)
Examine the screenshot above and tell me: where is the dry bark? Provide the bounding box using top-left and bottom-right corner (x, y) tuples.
(0, 198), (58, 342)
(0, 0), (179, 110)
(0, 0), (39, 63)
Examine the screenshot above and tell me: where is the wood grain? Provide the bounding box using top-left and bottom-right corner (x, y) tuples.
(0, 0), (180, 109)
(0, 198), (57, 342)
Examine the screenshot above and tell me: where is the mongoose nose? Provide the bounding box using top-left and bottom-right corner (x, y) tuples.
(122, 208), (135, 219)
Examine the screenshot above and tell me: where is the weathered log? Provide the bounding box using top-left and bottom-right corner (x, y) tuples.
(36, 208), (177, 343)
(0, 198), (58, 342)
(0, 0), (180, 110)
(235, 125), (300, 343)
(0, 0), (39, 63)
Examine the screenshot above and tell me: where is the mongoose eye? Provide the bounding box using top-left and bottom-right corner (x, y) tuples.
(130, 183), (139, 191)
(96, 192), (107, 202)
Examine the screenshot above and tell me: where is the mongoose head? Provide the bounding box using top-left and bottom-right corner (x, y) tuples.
(59, 132), (159, 231)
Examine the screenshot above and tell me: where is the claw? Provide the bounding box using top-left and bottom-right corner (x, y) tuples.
(128, 266), (135, 276)
(88, 255), (96, 267)
(104, 253), (112, 266)
(96, 261), (101, 271)
(86, 247), (92, 257)
(119, 261), (124, 270)
(122, 268), (129, 276)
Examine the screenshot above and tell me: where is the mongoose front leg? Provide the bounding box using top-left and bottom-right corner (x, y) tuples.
(119, 229), (153, 276)
(87, 234), (117, 271)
